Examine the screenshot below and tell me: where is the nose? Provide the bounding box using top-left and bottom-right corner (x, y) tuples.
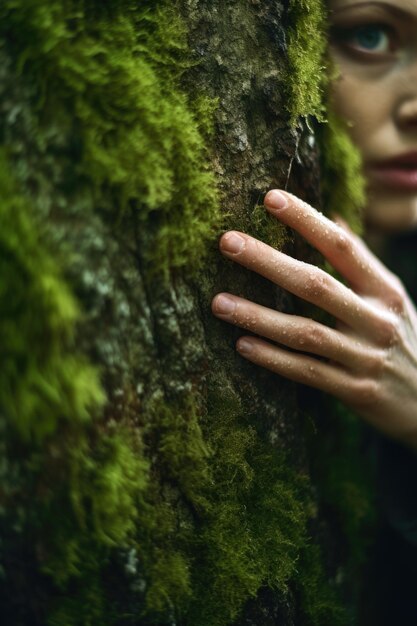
(397, 98), (417, 127)
(396, 61), (417, 128)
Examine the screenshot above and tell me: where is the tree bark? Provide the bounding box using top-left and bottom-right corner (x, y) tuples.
(0, 1), (373, 625)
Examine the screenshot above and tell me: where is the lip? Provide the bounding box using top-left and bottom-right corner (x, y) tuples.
(367, 152), (417, 191)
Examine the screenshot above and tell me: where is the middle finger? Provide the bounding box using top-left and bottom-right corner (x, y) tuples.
(219, 231), (383, 338)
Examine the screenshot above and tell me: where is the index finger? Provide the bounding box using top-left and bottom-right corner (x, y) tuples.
(263, 190), (389, 298)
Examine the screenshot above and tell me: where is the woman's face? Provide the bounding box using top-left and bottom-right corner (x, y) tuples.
(328, 0), (417, 231)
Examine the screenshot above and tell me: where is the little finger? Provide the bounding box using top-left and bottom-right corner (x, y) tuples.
(236, 335), (357, 402)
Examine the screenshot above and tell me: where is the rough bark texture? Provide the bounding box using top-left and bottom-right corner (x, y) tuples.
(0, 1), (374, 625)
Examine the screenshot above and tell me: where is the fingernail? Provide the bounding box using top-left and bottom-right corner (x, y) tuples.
(264, 190), (288, 211)
(221, 232), (245, 254)
(214, 294), (236, 316)
(237, 338), (253, 354)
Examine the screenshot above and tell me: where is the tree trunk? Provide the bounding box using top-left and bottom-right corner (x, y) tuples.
(0, 1), (373, 625)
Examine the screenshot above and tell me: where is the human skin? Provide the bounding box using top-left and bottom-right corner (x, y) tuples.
(211, 0), (417, 449)
(329, 0), (417, 230)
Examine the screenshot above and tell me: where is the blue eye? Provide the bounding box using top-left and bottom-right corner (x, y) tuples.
(352, 25), (390, 52)
(331, 22), (397, 58)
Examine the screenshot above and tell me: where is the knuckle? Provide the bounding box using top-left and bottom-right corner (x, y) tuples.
(375, 316), (400, 346)
(351, 379), (380, 407)
(334, 230), (353, 256)
(293, 322), (325, 349)
(363, 350), (386, 376)
(388, 295), (406, 315)
(386, 280), (407, 313)
(308, 323), (327, 346)
(303, 270), (331, 299)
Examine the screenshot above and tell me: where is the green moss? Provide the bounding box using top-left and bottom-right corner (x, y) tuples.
(117, 385), (321, 626)
(0, 1), (222, 612)
(0, 146), (149, 620)
(0, 138), (147, 561)
(145, 547), (192, 616)
(0, 148), (105, 442)
(287, 0), (366, 229)
(0, 0), (221, 277)
(296, 542), (346, 626)
(40, 426), (148, 588)
(69, 426), (149, 548)
(0, 1), (373, 624)
(136, 398), (209, 616)
(151, 397), (212, 508)
(182, 386), (310, 626)
(251, 204), (290, 250)
(318, 109), (366, 230)
(47, 567), (109, 626)
(286, 0), (328, 124)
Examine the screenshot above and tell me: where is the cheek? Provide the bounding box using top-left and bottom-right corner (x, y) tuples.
(331, 74), (390, 152)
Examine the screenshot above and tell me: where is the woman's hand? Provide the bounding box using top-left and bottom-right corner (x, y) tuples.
(212, 190), (417, 449)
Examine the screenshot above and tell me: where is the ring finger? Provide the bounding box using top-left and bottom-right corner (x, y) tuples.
(212, 293), (367, 369)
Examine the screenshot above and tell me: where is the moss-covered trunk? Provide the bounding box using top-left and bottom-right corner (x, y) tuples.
(0, 1), (374, 625)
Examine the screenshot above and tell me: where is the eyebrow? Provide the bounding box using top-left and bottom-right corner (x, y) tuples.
(331, 1), (417, 20)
